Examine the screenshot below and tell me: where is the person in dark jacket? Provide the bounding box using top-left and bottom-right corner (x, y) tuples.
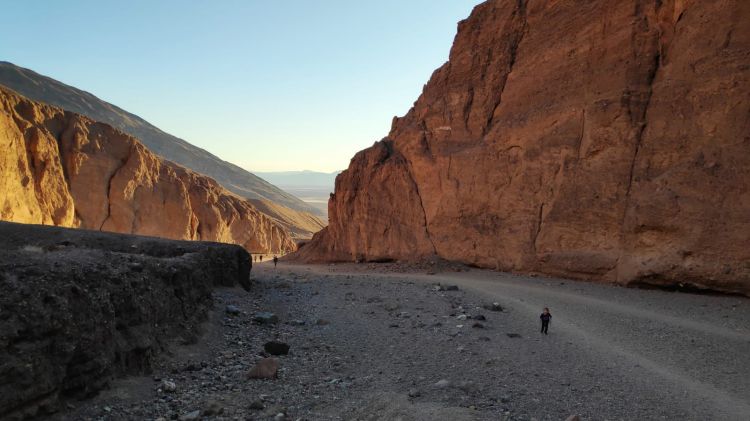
(540, 307), (551, 334)
(273, 256), (278, 268)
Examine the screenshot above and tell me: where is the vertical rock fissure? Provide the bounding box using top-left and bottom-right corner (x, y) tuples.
(576, 109), (586, 161)
(532, 202), (545, 255)
(483, 0), (529, 136)
(404, 159), (437, 255)
(99, 144), (134, 231)
(617, 2), (666, 275)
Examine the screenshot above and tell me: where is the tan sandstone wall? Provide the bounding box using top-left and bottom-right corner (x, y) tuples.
(0, 86), (295, 254)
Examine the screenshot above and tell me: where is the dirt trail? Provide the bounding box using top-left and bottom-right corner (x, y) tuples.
(294, 263), (750, 420)
(52, 262), (749, 421)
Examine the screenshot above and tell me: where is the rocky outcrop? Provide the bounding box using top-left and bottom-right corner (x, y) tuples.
(0, 86), (296, 254)
(0, 61), (324, 218)
(297, 0), (750, 295)
(0, 221), (251, 419)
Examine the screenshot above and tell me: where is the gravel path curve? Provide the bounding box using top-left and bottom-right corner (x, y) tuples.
(49, 262), (749, 421)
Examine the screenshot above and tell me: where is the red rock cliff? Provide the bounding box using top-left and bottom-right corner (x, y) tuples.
(297, 0), (750, 295)
(0, 86), (296, 254)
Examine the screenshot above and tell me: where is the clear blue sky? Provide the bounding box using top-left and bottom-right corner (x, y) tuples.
(1, 0), (479, 172)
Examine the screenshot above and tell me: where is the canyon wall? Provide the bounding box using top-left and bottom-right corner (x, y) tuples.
(298, 0), (750, 295)
(0, 86), (295, 253)
(0, 222), (251, 419)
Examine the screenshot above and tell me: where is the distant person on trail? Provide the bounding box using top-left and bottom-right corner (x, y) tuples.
(273, 256), (278, 268)
(540, 307), (551, 335)
(259, 255), (263, 262)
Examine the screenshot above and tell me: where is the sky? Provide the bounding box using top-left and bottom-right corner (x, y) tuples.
(0, 0), (480, 173)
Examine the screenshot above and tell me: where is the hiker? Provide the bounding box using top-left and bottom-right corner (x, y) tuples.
(540, 307), (551, 334)
(259, 255), (263, 262)
(273, 256), (278, 268)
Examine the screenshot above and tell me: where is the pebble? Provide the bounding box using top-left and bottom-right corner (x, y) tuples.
(433, 379), (451, 389)
(159, 380), (177, 393)
(247, 357), (280, 379)
(201, 401), (223, 416)
(225, 305), (241, 315)
(264, 341), (291, 356)
(179, 410), (201, 421)
(408, 388), (421, 398)
(484, 302), (504, 312)
(253, 312), (279, 324)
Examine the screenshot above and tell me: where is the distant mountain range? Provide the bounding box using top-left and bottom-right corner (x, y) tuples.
(0, 61), (324, 219)
(255, 170), (340, 188)
(255, 170), (340, 218)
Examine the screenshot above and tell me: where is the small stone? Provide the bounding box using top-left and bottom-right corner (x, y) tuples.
(179, 410), (201, 421)
(484, 302), (504, 312)
(253, 312), (279, 324)
(456, 314), (468, 321)
(202, 401), (223, 416)
(472, 314), (486, 321)
(444, 285), (459, 291)
(225, 305), (241, 315)
(408, 388), (421, 398)
(472, 322), (485, 329)
(264, 341), (290, 356)
(288, 319), (306, 326)
(247, 357), (280, 379)
(159, 380), (177, 393)
(249, 400), (265, 410)
(274, 413), (286, 421)
(506, 333), (521, 338)
(433, 379), (451, 389)
(316, 318), (330, 326)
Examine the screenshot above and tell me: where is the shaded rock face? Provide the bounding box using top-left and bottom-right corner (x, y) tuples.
(297, 0), (750, 295)
(0, 86), (296, 254)
(0, 221), (251, 420)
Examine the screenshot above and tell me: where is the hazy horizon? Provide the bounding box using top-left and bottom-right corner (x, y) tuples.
(0, 0), (479, 173)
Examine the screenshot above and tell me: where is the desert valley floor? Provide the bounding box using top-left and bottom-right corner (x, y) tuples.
(53, 262), (750, 421)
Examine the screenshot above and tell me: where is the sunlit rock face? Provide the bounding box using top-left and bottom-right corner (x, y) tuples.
(0, 86), (296, 254)
(296, 0), (750, 295)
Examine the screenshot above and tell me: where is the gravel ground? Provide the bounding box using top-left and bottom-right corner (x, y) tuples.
(50, 262), (750, 421)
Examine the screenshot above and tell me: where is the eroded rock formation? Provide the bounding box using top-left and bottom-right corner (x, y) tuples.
(0, 61), (325, 218)
(0, 86), (295, 253)
(297, 0), (750, 295)
(0, 221), (251, 419)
